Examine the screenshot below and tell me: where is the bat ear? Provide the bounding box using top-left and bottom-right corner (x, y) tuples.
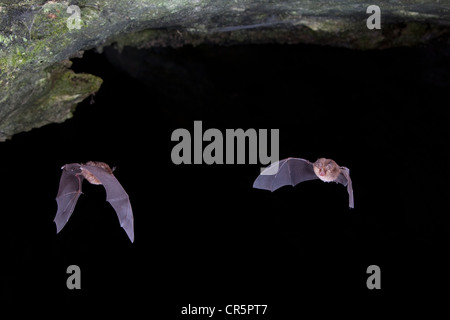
(112, 166), (117, 172)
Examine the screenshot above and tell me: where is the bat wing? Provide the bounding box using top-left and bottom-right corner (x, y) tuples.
(253, 157), (319, 192)
(335, 167), (354, 208)
(54, 164), (84, 233)
(83, 164), (134, 242)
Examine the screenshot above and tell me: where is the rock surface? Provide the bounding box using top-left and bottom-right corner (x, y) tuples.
(0, 0), (449, 141)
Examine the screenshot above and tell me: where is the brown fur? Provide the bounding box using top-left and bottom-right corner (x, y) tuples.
(313, 158), (341, 182)
(81, 161), (113, 185)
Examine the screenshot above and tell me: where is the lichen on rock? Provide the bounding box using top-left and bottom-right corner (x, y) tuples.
(0, 0), (449, 141)
(0, 59), (102, 141)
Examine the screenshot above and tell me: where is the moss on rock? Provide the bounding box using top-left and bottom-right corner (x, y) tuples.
(0, 59), (102, 140)
(0, 0), (449, 140)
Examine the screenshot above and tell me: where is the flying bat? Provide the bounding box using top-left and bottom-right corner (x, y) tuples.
(253, 157), (354, 208)
(54, 161), (134, 242)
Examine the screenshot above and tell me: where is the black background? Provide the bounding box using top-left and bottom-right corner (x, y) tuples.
(1, 38), (449, 313)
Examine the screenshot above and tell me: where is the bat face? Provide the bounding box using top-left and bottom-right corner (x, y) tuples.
(313, 158), (341, 182)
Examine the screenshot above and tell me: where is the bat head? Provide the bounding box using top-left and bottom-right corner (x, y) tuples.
(313, 158), (341, 182)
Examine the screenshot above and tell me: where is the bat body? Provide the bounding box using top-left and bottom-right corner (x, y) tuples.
(54, 161), (134, 242)
(253, 157), (354, 208)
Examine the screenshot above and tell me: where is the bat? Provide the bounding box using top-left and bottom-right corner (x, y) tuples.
(253, 157), (354, 208)
(54, 161), (134, 242)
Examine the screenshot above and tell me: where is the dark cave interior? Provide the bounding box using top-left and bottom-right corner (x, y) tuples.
(1, 39), (449, 309)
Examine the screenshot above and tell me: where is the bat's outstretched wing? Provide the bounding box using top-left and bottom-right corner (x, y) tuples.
(54, 163), (84, 233)
(253, 157), (319, 192)
(82, 164), (134, 242)
(335, 167), (354, 208)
